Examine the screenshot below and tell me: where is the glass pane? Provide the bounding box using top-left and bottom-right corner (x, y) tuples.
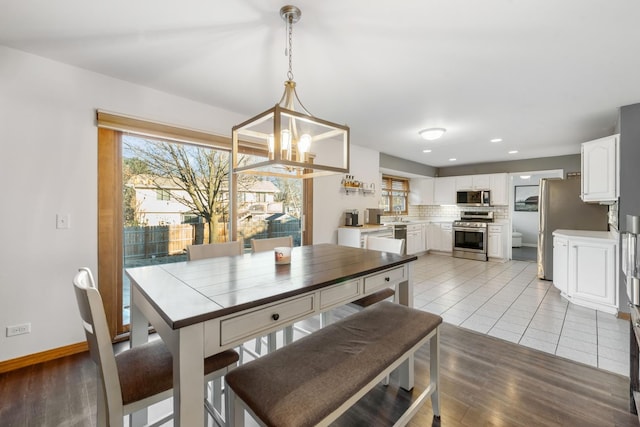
(237, 176), (303, 250)
(121, 135), (231, 325)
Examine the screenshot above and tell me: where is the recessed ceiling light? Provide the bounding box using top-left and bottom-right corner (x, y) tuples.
(418, 128), (446, 140)
(422, 149), (432, 153)
(449, 158), (456, 162)
(490, 138), (503, 143)
(508, 150), (518, 154)
(520, 175), (531, 179)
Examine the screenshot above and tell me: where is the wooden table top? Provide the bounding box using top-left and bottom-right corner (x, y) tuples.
(126, 243), (416, 329)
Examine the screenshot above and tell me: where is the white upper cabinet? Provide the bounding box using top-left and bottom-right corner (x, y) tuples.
(433, 177), (456, 205)
(409, 178), (434, 205)
(581, 134), (619, 203)
(455, 174), (490, 190)
(489, 173), (509, 206)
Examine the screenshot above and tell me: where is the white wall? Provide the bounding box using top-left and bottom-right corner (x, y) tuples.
(0, 46), (247, 362)
(313, 145), (381, 244)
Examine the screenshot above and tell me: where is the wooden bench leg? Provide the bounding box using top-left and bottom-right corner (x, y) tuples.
(430, 327), (441, 418)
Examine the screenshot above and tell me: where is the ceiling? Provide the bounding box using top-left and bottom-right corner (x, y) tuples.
(2, 1), (639, 168)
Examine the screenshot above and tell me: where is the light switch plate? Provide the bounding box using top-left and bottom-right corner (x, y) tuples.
(56, 214), (70, 229)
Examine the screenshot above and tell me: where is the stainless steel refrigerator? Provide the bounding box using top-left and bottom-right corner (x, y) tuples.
(537, 177), (609, 280)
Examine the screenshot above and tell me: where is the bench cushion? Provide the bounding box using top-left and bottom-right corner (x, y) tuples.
(225, 301), (442, 427)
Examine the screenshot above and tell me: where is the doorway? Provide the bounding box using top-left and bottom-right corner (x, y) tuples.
(509, 170), (564, 262)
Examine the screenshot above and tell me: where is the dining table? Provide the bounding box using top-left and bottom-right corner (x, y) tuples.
(126, 243), (418, 426)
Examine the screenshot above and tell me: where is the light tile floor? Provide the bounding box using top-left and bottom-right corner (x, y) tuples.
(412, 253), (629, 376)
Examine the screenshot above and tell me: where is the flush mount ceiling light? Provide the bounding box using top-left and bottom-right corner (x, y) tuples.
(231, 5), (349, 179)
(490, 138), (503, 143)
(520, 175), (531, 179)
(508, 150), (518, 154)
(419, 127), (446, 141)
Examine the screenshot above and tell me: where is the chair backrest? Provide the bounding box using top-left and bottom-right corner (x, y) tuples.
(73, 268), (123, 424)
(187, 239), (243, 260)
(365, 236), (405, 255)
(251, 236), (294, 253)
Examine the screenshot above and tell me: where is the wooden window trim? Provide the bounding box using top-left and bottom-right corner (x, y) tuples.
(381, 174), (410, 215)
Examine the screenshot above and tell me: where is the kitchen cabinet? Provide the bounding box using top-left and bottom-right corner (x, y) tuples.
(433, 177), (456, 205)
(487, 223), (506, 260)
(427, 222), (453, 253)
(553, 236), (569, 295)
(489, 173), (509, 206)
(581, 134), (619, 203)
(406, 223), (425, 255)
(409, 178), (434, 205)
(455, 174), (491, 191)
(552, 230), (618, 314)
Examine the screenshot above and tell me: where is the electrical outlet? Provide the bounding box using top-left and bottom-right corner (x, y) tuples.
(6, 323), (31, 337)
(56, 213), (70, 229)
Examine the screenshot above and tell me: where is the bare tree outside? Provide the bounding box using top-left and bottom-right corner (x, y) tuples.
(123, 135), (249, 243)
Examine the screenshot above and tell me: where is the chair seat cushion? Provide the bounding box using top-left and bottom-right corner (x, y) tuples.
(226, 301), (442, 427)
(349, 287), (396, 308)
(116, 340), (238, 405)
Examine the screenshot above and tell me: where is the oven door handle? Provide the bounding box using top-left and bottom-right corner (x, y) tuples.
(453, 227), (487, 233)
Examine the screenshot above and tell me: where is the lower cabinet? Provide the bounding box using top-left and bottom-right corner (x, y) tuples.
(552, 230), (618, 314)
(552, 236), (569, 295)
(427, 223), (452, 253)
(487, 224), (506, 260)
(406, 224), (425, 255)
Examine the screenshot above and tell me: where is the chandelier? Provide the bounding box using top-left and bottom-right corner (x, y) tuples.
(232, 5), (350, 179)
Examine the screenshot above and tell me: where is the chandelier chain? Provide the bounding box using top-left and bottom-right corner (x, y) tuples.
(287, 14), (294, 81)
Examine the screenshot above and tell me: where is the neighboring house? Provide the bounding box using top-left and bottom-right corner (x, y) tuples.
(128, 175), (282, 226)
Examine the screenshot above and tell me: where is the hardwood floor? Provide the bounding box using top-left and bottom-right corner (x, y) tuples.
(0, 322), (635, 426)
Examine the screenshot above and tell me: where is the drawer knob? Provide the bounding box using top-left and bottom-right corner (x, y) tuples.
(385, 277), (390, 282)
(272, 313), (280, 321)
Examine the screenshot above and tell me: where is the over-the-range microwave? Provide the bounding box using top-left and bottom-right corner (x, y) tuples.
(456, 190), (491, 207)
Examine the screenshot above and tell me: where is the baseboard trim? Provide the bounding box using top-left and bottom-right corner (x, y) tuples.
(0, 341), (88, 374)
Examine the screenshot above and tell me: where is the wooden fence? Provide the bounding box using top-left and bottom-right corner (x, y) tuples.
(124, 219), (301, 261)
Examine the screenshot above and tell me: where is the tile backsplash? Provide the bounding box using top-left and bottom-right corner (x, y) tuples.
(403, 205), (509, 221)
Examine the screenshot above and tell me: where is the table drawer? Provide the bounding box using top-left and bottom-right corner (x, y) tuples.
(320, 280), (360, 309)
(220, 295), (315, 346)
(364, 266), (406, 293)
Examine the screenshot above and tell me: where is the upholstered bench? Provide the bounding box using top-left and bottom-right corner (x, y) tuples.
(225, 301), (442, 427)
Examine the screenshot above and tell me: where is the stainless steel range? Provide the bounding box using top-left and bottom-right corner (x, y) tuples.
(452, 211), (493, 261)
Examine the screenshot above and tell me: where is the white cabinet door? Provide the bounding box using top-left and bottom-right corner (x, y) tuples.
(406, 224), (422, 255)
(569, 240), (616, 307)
(420, 223), (427, 252)
(472, 174), (491, 190)
(455, 174), (490, 190)
(553, 236), (569, 294)
(409, 178), (434, 205)
(455, 175), (473, 190)
(440, 223), (453, 252)
(489, 173), (509, 206)
(487, 224), (503, 259)
(433, 177), (456, 205)
(581, 134), (618, 202)
(426, 223), (439, 251)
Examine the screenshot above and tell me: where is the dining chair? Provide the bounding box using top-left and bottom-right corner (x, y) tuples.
(250, 235), (293, 253)
(73, 267), (239, 427)
(187, 239), (244, 260)
(248, 235), (298, 358)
